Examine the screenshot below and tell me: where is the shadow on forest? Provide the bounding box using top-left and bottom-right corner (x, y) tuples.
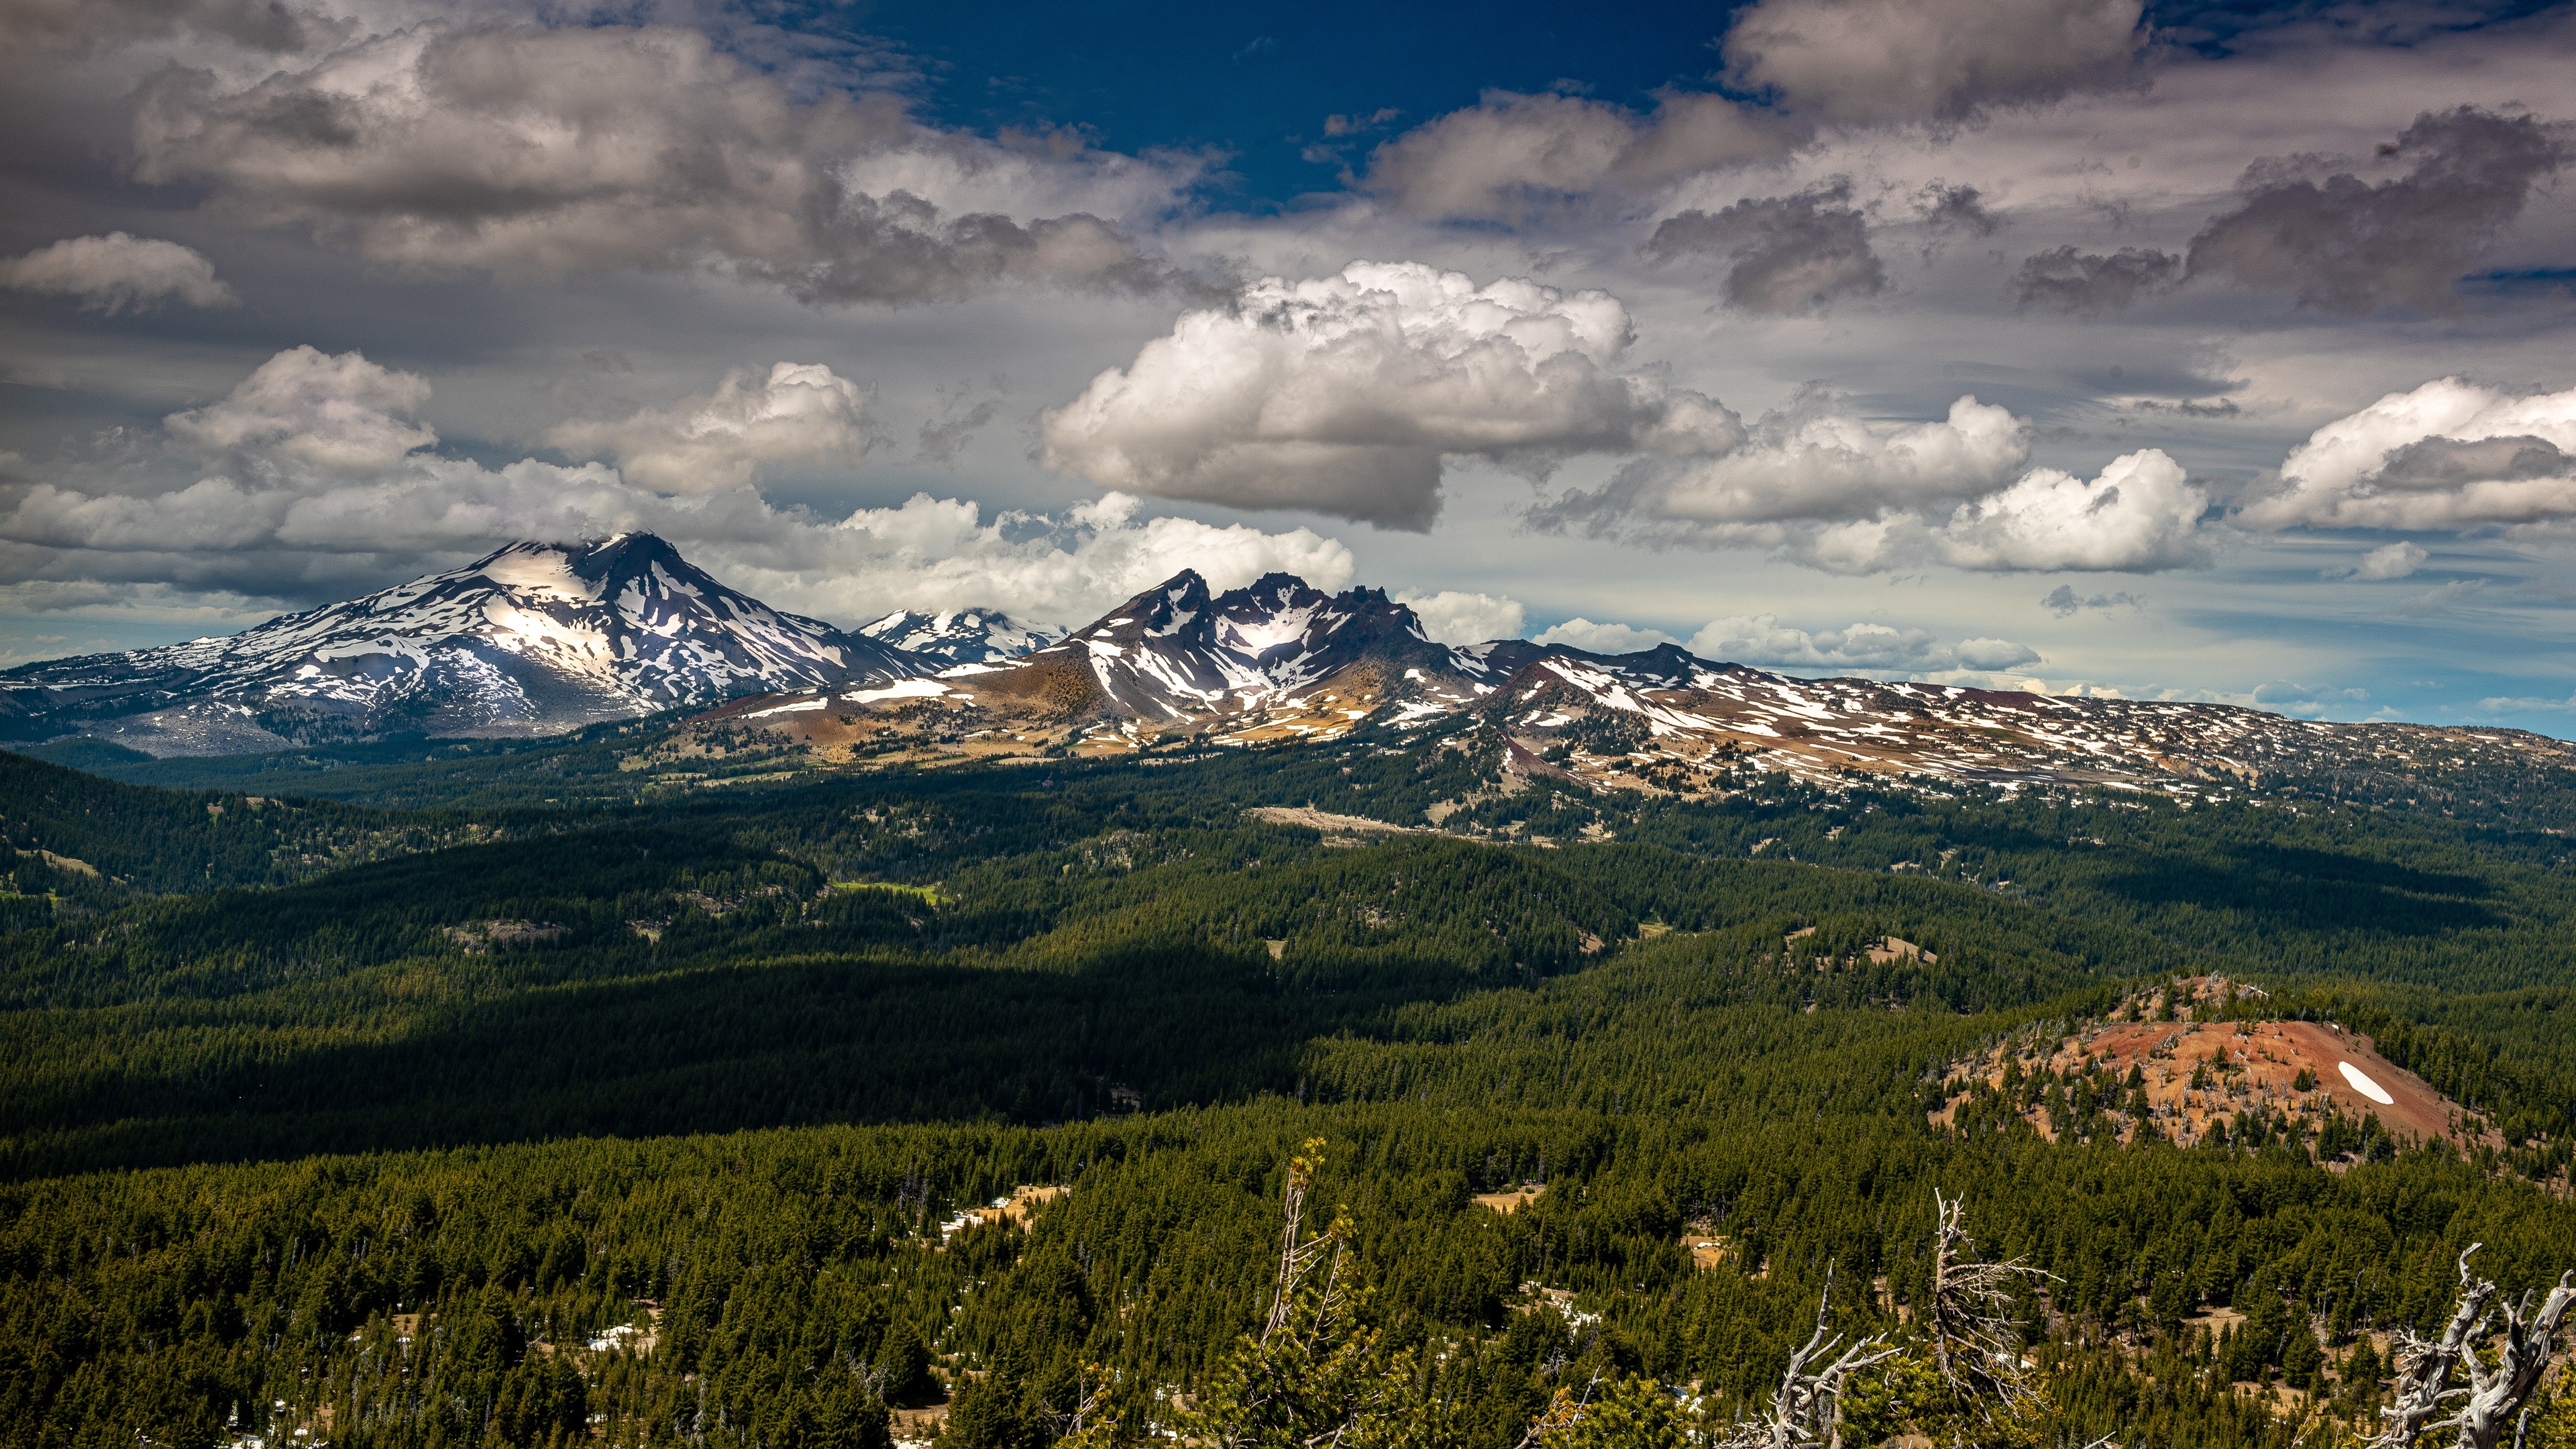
(2093, 844), (2498, 936)
(0, 947), (1401, 1180)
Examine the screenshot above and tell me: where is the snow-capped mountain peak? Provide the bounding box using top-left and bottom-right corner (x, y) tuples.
(0, 534), (928, 755)
(857, 607), (1062, 665)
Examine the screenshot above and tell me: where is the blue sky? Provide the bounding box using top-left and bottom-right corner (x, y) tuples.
(1, 0), (2573, 734)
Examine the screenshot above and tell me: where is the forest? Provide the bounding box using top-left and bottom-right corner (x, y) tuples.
(2, 708), (2574, 1449)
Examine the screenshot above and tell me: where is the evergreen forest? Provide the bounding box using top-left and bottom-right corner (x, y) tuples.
(3, 712), (2575, 1449)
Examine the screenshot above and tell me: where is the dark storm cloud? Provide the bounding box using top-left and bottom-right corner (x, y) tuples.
(1646, 180), (1886, 315)
(2015, 107), (2569, 315)
(2184, 105), (2571, 314)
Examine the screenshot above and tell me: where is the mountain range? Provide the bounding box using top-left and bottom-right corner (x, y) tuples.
(6, 533), (2568, 803)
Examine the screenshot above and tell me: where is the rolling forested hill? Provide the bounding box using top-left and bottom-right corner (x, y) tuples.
(3, 720), (2574, 1449)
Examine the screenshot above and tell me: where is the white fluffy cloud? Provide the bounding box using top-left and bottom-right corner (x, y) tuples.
(1038, 261), (1741, 529)
(1721, 0), (2148, 123)
(1566, 394), (2029, 528)
(2351, 541), (2429, 580)
(1534, 619), (1681, 654)
(1689, 613), (2041, 672)
(0, 233), (236, 312)
(2241, 377), (2576, 531)
(0, 347), (1355, 630)
(1534, 394), (2213, 574)
(1395, 590), (1527, 645)
(127, 23), (1191, 305)
(547, 363), (877, 492)
(1935, 449), (2214, 572)
(163, 345), (436, 472)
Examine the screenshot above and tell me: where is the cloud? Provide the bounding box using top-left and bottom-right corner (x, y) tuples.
(127, 23), (1190, 307)
(2475, 690), (2576, 714)
(915, 398), (1004, 466)
(2251, 680), (2369, 719)
(1361, 91), (1789, 221)
(2240, 376), (2576, 530)
(1, 0), (326, 54)
(2040, 585), (2143, 615)
(1935, 449), (2213, 571)
(2350, 541), (2428, 580)
(0, 347), (1356, 630)
(2397, 577), (2487, 614)
(163, 345), (437, 473)
(547, 363), (877, 493)
(1689, 613), (2041, 672)
(1395, 590), (1526, 645)
(2012, 246), (2183, 313)
(2186, 106), (2571, 315)
(1542, 393), (2031, 531)
(0, 233), (237, 313)
(1534, 619), (1680, 654)
(1646, 180), (1886, 315)
(1914, 182), (2001, 237)
(1037, 261), (1742, 530)
(1533, 390), (2214, 574)
(1720, 0), (2148, 123)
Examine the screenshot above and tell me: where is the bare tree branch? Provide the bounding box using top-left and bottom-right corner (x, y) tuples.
(1927, 1189), (2057, 1420)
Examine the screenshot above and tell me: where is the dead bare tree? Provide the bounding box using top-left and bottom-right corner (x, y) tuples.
(1927, 1189), (2057, 1421)
(2369, 1244), (2575, 1449)
(1264, 1137), (1342, 1344)
(1719, 1265), (1899, 1449)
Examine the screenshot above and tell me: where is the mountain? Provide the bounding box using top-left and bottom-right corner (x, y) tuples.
(854, 608), (1060, 665)
(0, 535), (928, 755)
(700, 568), (2575, 805)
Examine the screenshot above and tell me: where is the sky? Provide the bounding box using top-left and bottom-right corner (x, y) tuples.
(1, 0), (2573, 733)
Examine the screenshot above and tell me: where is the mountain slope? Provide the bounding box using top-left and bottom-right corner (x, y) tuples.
(855, 608), (1060, 665)
(0, 534), (928, 755)
(700, 570), (2576, 808)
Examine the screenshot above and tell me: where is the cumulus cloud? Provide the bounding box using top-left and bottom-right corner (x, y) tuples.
(1690, 612), (2041, 672)
(164, 345), (437, 473)
(1361, 91), (1789, 221)
(1542, 393), (2030, 532)
(1645, 180), (1886, 314)
(1534, 619), (1680, 654)
(0, 347), (1355, 630)
(2185, 107), (2570, 315)
(1533, 390), (2213, 574)
(2341, 541), (2429, 580)
(2012, 246), (2183, 313)
(2240, 376), (2576, 531)
(1721, 0), (2147, 123)
(1935, 449), (2212, 572)
(127, 23), (1191, 307)
(547, 363), (877, 493)
(1396, 590), (1527, 645)
(1037, 261), (1742, 530)
(0, 233), (237, 313)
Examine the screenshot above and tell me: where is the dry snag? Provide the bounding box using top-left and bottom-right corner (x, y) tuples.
(2369, 1244), (2575, 1449)
(1720, 1264), (1898, 1449)
(1927, 1189), (2055, 1419)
